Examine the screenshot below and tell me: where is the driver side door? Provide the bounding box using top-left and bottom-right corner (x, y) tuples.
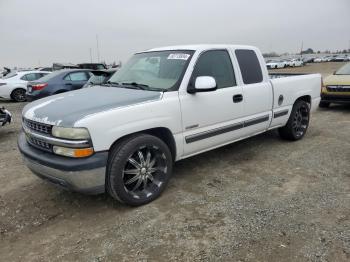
(179, 49), (245, 156)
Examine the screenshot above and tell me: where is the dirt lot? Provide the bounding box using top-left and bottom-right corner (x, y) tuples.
(0, 63), (349, 261)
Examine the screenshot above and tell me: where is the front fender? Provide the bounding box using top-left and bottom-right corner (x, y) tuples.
(74, 93), (183, 155)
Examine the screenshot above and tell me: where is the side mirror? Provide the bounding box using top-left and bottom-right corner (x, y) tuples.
(188, 76), (217, 94)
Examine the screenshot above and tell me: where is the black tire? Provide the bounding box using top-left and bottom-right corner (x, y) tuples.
(319, 101), (330, 108)
(106, 134), (173, 206)
(279, 100), (310, 141)
(11, 88), (26, 102)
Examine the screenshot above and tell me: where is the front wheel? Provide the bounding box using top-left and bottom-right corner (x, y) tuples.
(106, 134), (173, 206)
(279, 100), (310, 141)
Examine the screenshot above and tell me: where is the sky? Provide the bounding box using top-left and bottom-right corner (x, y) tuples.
(0, 0), (349, 68)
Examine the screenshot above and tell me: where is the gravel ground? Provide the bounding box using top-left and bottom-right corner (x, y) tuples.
(0, 63), (349, 261)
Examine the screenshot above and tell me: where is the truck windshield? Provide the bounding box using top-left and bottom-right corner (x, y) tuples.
(108, 50), (194, 91)
(335, 63), (350, 75)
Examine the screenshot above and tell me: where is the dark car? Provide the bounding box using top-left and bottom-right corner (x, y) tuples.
(82, 68), (117, 88)
(0, 107), (11, 126)
(52, 63), (79, 71)
(26, 69), (92, 101)
(39, 67), (53, 72)
(78, 63), (107, 70)
(302, 57), (315, 63)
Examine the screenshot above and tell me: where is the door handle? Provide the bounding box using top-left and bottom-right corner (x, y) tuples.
(232, 94), (243, 103)
(65, 83), (72, 86)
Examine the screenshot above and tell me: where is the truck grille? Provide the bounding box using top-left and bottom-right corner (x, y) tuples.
(23, 118), (52, 135)
(27, 135), (52, 152)
(326, 86), (350, 92)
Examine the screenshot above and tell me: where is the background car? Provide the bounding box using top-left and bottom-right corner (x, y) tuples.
(0, 107), (11, 126)
(0, 70), (51, 102)
(26, 69), (92, 101)
(333, 55), (349, 62)
(82, 68), (117, 88)
(78, 63), (107, 70)
(320, 62), (350, 107)
(266, 60), (284, 69)
(288, 59), (303, 67)
(38, 67), (53, 72)
(302, 56), (315, 64)
(279, 59), (289, 68)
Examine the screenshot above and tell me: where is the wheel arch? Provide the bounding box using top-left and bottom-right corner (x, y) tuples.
(295, 95), (311, 106)
(108, 127), (177, 161)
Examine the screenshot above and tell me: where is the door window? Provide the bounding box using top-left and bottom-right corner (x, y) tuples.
(191, 50), (236, 89)
(65, 72), (89, 81)
(21, 73), (38, 81)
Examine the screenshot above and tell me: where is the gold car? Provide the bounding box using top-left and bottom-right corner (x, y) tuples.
(320, 62), (350, 107)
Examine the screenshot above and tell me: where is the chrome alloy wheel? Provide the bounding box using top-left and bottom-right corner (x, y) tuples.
(12, 89), (26, 102)
(122, 145), (168, 199)
(292, 104), (309, 138)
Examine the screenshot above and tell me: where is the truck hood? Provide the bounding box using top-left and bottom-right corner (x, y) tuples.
(324, 74), (350, 86)
(23, 86), (162, 127)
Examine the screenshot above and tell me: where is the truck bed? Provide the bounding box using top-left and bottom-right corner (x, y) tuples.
(270, 73), (321, 111)
(269, 72), (307, 79)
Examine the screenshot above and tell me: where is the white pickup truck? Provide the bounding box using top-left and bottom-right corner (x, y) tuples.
(18, 45), (321, 206)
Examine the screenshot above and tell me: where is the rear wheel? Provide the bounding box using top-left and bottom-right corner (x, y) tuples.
(11, 88), (26, 102)
(106, 134), (173, 206)
(279, 100), (310, 141)
(319, 101), (330, 108)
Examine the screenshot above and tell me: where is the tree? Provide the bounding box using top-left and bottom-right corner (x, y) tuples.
(301, 48), (314, 54)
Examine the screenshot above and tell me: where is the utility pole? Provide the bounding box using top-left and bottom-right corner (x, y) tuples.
(96, 34), (100, 63)
(300, 41), (303, 58)
(89, 48), (92, 63)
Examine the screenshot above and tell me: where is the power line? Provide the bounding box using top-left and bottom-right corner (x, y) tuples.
(96, 34), (100, 63)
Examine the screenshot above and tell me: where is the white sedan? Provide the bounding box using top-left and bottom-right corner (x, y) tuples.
(288, 59), (303, 67)
(0, 70), (50, 102)
(266, 60), (285, 69)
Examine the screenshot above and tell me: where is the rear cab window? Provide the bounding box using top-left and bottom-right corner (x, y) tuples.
(235, 49), (263, 84)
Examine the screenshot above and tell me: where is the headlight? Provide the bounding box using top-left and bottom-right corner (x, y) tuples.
(53, 146), (94, 158)
(52, 126), (90, 139)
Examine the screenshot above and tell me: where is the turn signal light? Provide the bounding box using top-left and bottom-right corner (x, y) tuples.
(74, 148), (94, 158)
(32, 83), (48, 91)
(53, 146), (94, 158)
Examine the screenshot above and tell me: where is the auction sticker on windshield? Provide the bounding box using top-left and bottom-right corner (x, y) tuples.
(167, 53), (190, 60)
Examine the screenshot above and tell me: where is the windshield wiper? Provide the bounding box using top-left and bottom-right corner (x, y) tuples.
(102, 81), (120, 87)
(100, 81), (120, 87)
(121, 82), (149, 90)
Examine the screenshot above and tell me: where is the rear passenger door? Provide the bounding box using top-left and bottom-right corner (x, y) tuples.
(64, 71), (90, 90)
(234, 49), (273, 135)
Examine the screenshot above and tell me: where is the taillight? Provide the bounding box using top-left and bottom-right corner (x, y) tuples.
(321, 77), (326, 94)
(32, 83), (48, 91)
